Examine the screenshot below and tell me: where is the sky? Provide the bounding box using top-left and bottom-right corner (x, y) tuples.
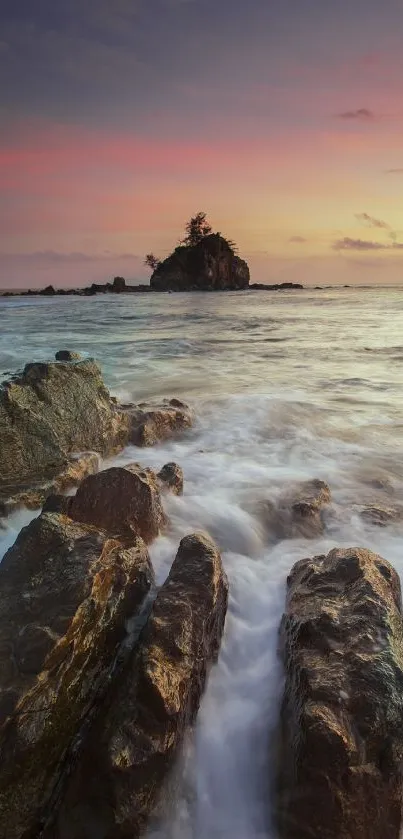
(1, 0), (403, 288)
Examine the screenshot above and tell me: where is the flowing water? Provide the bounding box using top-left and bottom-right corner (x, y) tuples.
(1, 287), (403, 838)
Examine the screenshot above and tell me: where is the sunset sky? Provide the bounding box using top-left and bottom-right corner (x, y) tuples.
(1, 0), (403, 287)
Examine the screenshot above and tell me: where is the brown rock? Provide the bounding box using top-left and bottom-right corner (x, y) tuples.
(359, 505), (403, 527)
(0, 451), (100, 517)
(258, 479), (331, 540)
(277, 547), (403, 839)
(42, 494), (70, 514)
(157, 462), (184, 495)
(50, 532), (229, 839)
(0, 359), (130, 502)
(0, 511), (153, 839)
(125, 399), (193, 446)
(69, 463), (167, 543)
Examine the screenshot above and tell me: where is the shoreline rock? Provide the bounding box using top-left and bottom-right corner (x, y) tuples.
(49, 532), (228, 839)
(68, 463), (169, 543)
(0, 511), (154, 839)
(0, 355), (193, 519)
(125, 399), (193, 447)
(277, 547), (403, 839)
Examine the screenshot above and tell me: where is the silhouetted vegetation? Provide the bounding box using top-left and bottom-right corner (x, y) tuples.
(181, 212), (212, 247)
(144, 253), (161, 272)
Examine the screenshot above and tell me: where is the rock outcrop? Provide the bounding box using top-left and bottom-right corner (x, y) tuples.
(0, 511), (154, 839)
(49, 532), (229, 839)
(257, 479), (331, 541)
(126, 399), (193, 447)
(0, 358), (129, 501)
(150, 234), (250, 292)
(277, 547), (403, 839)
(69, 463), (168, 543)
(0, 355), (193, 517)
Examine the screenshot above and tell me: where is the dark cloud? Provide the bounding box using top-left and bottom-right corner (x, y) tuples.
(333, 238), (386, 251)
(333, 238), (403, 252)
(385, 168), (403, 174)
(336, 108), (375, 121)
(288, 235), (307, 243)
(355, 212), (390, 230)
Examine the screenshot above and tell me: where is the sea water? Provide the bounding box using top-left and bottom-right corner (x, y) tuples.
(1, 287), (403, 838)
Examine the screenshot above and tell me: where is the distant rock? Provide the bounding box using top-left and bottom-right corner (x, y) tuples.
(0, 511), (153, 839)
(112, 276), (126, 293)
(39, 284), (56, 296)
(125, 398), (193, 446)
(69, 463), (168, 543)
(50, 532), (228, 839)
(249, 282), (303, 290)
(277, 547), (403, 839)
(150, 233), (250, 291)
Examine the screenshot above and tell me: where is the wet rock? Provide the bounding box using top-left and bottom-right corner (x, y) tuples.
(157, 462), (184, 495)
(42, 493), (70, 514)
(277, 547), (403, 839)
(359, 505), (403, 527)
(0, 451), (100, 516)
(50, 532), (228, 839)
(69, 463), (167, 543)
(126, 399), (193, 446)
(258, 479), (331, 540)
(55, 350), (81, 361)
(0, 511), (153, 839)
(0, 359), (130, 503)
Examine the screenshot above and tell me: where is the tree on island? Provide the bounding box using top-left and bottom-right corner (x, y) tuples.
(144, 253), (161, 272)
(181, 211), (212, 247)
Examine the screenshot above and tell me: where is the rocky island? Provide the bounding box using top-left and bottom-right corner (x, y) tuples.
(1, 213), (303, 297)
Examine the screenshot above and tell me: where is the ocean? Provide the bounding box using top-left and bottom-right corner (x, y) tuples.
(1, 287), (403, 838)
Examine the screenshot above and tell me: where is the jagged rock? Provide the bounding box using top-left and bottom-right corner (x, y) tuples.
(126, 399), (193, 446)
(157, 462), (184, 495)
(277, 547), (403, 839)
(55, 350), (81, 361)
(258, 479), (331, 540)
(50, 532), (228, 839)
(0, 360), (130, 506)
(0, 511), (153, 839)
(69, 463), (167, 543)
(150, 234), (250, 291)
